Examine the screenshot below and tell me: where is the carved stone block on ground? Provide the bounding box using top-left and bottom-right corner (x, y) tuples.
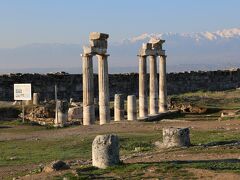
(68, 106), (83, 120)
(55, 100), (69, 127)
(162, 127), (190, 148)
(92, 134), (120, 169)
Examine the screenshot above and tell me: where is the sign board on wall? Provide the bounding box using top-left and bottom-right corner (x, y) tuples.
(14, 84), (32, 101)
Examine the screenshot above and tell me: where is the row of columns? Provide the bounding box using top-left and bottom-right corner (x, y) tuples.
(114, 94), (137, 121)
(82, 54), (110, 125)
(82, 33), (167, 125)
(139, 54), (167, 119)
(82, 32), (110, 126)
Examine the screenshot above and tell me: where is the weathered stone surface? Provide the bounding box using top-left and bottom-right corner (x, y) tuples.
(83, 105), (95, 125)
(90, 39), (108, 48)
(162, 127), (190, 148)
(155, 49), (165, 56)
(68, 106), (83, 120)
(54, 100), (69, 127)
(114, 94), (124, 121)
(149, 38), (165, 49)
(1, 69), (240, 102)
(159, 55), (167, 113)
(24, 100), (32, 106)
(83, 46), (107, 55)
(142, 43), (152, 50)
(33, 93), (40, 105)
(220, 110), (240, 118)
(127, 95), (137, 120)
(139, 56), (148, 118)
(43, 160), (69, 172)
(92, 134), (120, 169)
(82, 55), (95, 125)
(89, 32), (109, 40)
(138, 48), (155, 56)
(149, 56), (158, 115)
(97, 55), (110, 125)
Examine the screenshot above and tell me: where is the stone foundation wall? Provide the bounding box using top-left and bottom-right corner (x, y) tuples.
(1, 69), (240, 101)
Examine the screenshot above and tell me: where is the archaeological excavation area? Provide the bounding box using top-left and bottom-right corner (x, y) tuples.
(0, 32), (240, 179)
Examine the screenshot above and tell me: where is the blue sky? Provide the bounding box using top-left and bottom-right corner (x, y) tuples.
(0, 0), (240, 48)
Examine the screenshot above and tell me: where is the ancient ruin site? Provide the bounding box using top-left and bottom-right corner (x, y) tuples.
(1, 1), (240, 180)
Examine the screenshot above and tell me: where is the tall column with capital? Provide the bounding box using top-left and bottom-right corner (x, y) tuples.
(82, 54), (95, 125)
(149, 55), (158, 115)
(138, 56), (148, 118)
(159, 55), (167, 112)
(97, 54), (110, 125)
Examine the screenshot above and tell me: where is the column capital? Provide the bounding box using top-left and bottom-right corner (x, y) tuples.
(159, 54), (167, 58)
(96, 54), (110, 57)
(137, 54), (147, 57)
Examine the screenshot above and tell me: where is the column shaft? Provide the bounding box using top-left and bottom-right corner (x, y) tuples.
(139, 56), (148, 118)
(97, 55), (110, 125)
(114, 94), (124, 121)
(127, 95), (137, 121)
(159, 55), (167, 112)
(82, 55), (95, 125)
(149, 55), (158, 115)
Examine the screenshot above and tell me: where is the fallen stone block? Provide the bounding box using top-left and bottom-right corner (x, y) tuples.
(92, 134), (120, 169)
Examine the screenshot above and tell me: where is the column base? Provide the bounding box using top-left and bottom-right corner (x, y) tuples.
(83, 105), (95, 125)
(99, 105), (110, 125)
(159, 105), (168, 113)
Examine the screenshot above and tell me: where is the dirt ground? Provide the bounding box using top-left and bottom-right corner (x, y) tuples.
(1, 119), (240, 141)
(1, 119), (240, 179)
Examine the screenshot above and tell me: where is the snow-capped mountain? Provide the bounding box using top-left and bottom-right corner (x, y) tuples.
(124, 28), (240, 43)
(110, 28), (240, 72)
(0, 28), (240, 73)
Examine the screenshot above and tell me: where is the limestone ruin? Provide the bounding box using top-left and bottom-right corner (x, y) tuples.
(92, 134), (120, 169)
(82, 32), (110, 126)
(162, 127), (191, 148)
(127, 95), (137, 121)
(138, 38), (167, 119)
(114, 94), (124, 121)
(33, 93), (40, 105)
(54, 100), (69, 127)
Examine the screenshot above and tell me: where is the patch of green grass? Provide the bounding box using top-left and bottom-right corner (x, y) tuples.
(57, 160), (240, 179)
(191, 130), (240, 145)
(170, 89), (240, 110)
(0, 135), (94, 166)
(183, 160), (240, 173)
(119, 133), (161, 154)
(0, 132), (161, 167)
(2, 128), (240, 167)
(0, 119), (23, 125)
(58, 162), (194, 179)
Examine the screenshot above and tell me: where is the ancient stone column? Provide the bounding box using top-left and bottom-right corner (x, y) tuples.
(92, 134), (120, 169)
(138, 56), (148, 118)
(82, 54), (95, 125)
(149, 55), (158, 115)
(24, 100), (32, 106)
(97, 54), (110, 125)
(33, 93), (40, 105)
(159, 55), (167, 112)
(162, 127), (191, 148)
(114, 94), (124, 121)
(127, 95), (137, 121)
(54, 100), (69, 127)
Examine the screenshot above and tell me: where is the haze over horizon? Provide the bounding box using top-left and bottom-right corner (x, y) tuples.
(0, 0), (240, 74)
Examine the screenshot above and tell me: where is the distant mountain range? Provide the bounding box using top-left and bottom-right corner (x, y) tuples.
(0, 28), (240, 74)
